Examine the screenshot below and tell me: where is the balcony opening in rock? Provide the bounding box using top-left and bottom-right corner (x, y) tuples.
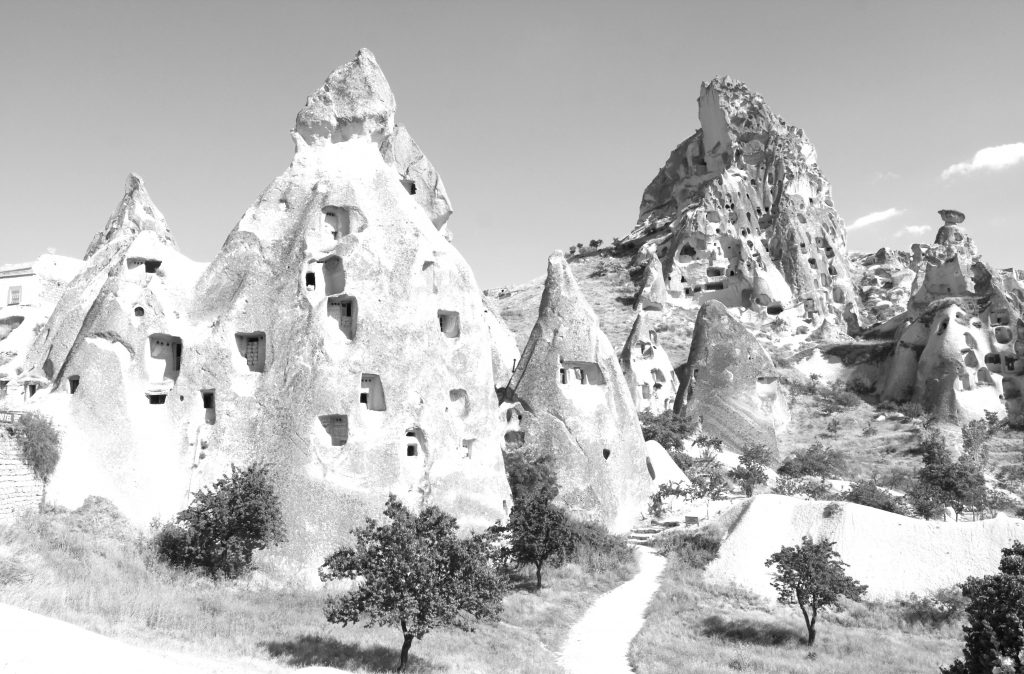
(146, 393), (166, 405)
(68, 376), (80, 394)
(602, 449), (611, 460)
(438, 310), (460, 338)
(328, 295), (357, 339)
(305, 272), (316, 290)
(322, 206), (351, 239)
(134, 306), (145, 317)
(319, 414), (349, 447)
(322, 256), (345, 295)
(359, 374), (385, 411)
(558, 360), (606, 386)
(202, 390), (216, 424)
(401, 179), (417, 195)
(462, 439), (474, 459)
(680, 244), (697, 258)
(149, 334), (183, 382)
(235, 332), (266, 372)
(985, 353), (1003, 373)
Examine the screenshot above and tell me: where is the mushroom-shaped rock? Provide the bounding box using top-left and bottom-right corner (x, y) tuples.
(505, 252), (651, 533)
(674, 300), (787, 451)
(620, 313), (678, 414)
(294, 49), (452, 230)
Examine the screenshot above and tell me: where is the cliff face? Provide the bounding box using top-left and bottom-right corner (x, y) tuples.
(14, 50), (511, 578)
(617, 77), (859, 332)
(505, 253), (651, 533)
(879, 211), (1024, 424)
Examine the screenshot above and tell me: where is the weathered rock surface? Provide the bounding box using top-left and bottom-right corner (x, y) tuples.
(14, 50), (512, 578)
(617, 77), (860, 332)
(504, 252), (651, 533)
(877, 211), (1024, 423)
(674, 300), (788, 450)
(619, 313), (678, 414)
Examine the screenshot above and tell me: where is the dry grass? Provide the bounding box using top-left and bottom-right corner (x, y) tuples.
(630, 525), (964, 673)
(0, 498), (635, 673)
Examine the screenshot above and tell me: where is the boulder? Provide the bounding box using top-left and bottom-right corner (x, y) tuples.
(674, 300), (787, 450)
(505, 252), (651, 533)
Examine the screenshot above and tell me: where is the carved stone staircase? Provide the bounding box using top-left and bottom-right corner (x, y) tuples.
(626, 519), (681, 548)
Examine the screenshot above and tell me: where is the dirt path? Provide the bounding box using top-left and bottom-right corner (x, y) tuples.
(558, 546), (667, 674)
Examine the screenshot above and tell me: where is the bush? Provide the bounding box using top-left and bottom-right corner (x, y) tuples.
(656, 527), (721, 569)
(901, 588), (968, 628)
(156, 462), (285, 578)
(898, 401), (926, 418)
(638, 410), (698, 451)
(563, 518), (632, 574)
(844, 481), (906, 514)
(503, 448), (559, 504)
(777, 443), (849, 479)
(822, 502), (841, 518)
(14, 412), (61, 484)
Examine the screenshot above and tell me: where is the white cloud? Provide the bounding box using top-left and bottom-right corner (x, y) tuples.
(895, 225), (932, 238)
(941, 142), (1024, 179)
(849, 208), (905, 231)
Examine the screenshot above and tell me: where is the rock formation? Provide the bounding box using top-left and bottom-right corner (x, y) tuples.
(674, 300), (788, 450)
(877, 211), (1024, 423)
(14, 50), (512, 577)
(616, 77), (860, 332)
(619, 313), (678, 414)
(504, 252), (651, 533)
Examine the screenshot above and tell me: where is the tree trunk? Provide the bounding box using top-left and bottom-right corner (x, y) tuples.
(535, 562), (543, 589)
(397, 624), (414, 672)
(807, 623), (816, 646)
(799, 603), (815, 646)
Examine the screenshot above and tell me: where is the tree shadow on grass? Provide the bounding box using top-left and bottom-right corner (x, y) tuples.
(263, 634), (427, 672)
(614, 295), (637, 307)
(702, 615), (805, 646)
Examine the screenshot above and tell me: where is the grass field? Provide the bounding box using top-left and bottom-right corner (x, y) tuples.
(0, 498), (636, 673)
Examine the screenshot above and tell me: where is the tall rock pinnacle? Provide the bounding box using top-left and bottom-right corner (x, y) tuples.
(617, 77), (860, 331)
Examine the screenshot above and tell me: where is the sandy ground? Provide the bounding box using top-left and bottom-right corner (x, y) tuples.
(706, 494), (1024, 600)
(559, 546), (667, 674)
(0, 603), (348, 674)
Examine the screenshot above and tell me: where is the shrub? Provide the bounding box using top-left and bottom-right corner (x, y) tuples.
(862, 421), (879, 437)
(898, 401), (926, 418)
(503, 448), (559, 504)
(14, 411), (61, 484)
(822, 502), (841, 518)
(729, 445), (774, 497)
(563, 518), (632, 574)
(656, 527), (722, 569)
(825, 418), (841, 436)
(777, 443), (849, 479)
(844, 481), (906, 514)
(322, 495), (505, 672)
(648, 480), (691, 519)
(156, 462), (285, 577)
(901, 588), (968, 628)
(638, 410), (698, 451)
(506, 492), (573, 588)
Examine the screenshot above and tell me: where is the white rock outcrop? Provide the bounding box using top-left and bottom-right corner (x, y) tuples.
(619, 313), (678, 414)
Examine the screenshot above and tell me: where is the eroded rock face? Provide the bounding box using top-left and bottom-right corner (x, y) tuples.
(620, 313), (678, 414)
(879, 211), (1024, 423)
(674, 300), (788, 450)
(505, 252), (651, 533)
(617, 77), (859, 331)
(15, 51), (511, 578)
(295, 49), (453, 233)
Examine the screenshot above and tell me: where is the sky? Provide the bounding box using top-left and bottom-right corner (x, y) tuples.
(1, 0), (1022, 288)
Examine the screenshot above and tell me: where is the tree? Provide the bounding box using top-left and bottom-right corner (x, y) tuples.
(687, 449), (729, 518)
(507, 494), (574, 588)
(14, 412), (61, 508)
(844, 481), (905, 514)
(777, 442), (848, 479)
(765, 536), (867, 645)
(638, 410), (698, 449)
(321, 495), (505, 671)
(729, 443), (777, 497)
(944, 541), (1024, 673)
(503, 447), (559, 504)
(156, 462), (285, 577)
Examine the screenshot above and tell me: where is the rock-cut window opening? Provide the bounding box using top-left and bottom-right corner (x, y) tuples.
(462, 439), (474, 459)
(400, 179), (417, 195)
(322, 256), (345, 295)
(149, 334), (183, 381)
(359, 374), (386, 411)
(202, 390), (216, 424)
(602, 449), (611, 460)
(558, 360), (606, 386)
(405, 429), (421, 456)
(985, 353), (1003, 373)
(328, 296), (357, 340)
(319, 414), (349, 447)
(128, 258), (162, 274)
(7, 286), (21, 305)
(146, 393), (167, 405)
(24, 383), (37, 399)
(322, 206), (352, 239)
(68, 376), (80, 394)
(438, 311), (461, 338)
(995, 326), (1013, 345)
(235, 332), (266, 373)
(305, 272), (316, 290)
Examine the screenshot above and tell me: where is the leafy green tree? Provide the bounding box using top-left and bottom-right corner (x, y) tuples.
(507, 494), (574, 588)
(944, 542), (1024, 673)
(844, 481), (905, 514)
(503, 447), (559, 503)
(638, 410), (698, 450)
(321, 495), (505, 671)
(777, 442), (848, 479)
(729, 443), (777, 497)
(14, 411), (61, 507)
(156, 462), (285, 577)
(765, 536), (867, 645)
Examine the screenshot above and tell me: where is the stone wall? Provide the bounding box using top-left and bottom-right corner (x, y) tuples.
(0, 426), (42, 522)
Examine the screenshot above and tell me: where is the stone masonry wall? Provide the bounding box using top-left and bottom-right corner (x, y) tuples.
(0, 427), (42, 522)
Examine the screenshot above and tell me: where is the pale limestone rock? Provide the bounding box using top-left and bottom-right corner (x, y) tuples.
(633, 254), (668, 311)
(619, 313), (678, 414)
(674, 300), (787, 451)
(482, 294), (520, 390)
(617, 77), (859, 332)
(644, 439), (689, 491)
(505, 252), (651, 533)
